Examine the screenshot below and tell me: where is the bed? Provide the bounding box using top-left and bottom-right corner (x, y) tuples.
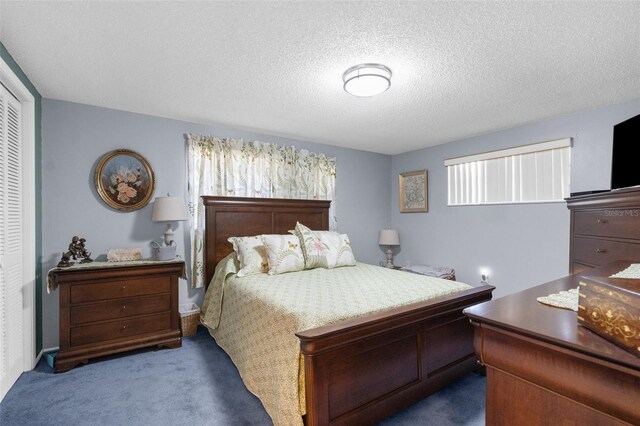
(200, 196), (494, 425)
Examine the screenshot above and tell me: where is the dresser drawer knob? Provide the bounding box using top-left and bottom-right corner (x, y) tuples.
(596, 219), (607, 224)
(596, 248), (607, 254)
(122, 305), (126, 311)
(122, 325), (127, 330)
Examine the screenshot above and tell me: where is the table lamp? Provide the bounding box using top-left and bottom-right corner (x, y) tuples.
(152, 194), (189, 256)
(379, 229), (400, 268)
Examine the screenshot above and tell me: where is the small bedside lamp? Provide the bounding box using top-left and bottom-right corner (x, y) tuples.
(379, 229), (400, 268)
(152, 194), (189, 247)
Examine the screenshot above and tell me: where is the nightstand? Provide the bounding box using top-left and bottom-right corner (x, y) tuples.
(48, 259), (184, 372)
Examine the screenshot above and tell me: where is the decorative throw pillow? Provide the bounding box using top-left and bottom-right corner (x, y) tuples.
(261, 234), (305, 275)
(227, 236), (269, 277)
(316, 231), (357, 268)
(292, 222), (330, 269)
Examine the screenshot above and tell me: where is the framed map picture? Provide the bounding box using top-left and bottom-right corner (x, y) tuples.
(94, 149), (155, 211)
(399, 169), (428, 212)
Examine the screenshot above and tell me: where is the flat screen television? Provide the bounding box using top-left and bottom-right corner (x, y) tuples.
(611, 113), (640, 190)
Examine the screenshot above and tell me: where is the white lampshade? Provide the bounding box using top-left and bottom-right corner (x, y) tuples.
(152, 196), (188, 222)
(379, 229), (400, 246)
(343, 63), (392, 97)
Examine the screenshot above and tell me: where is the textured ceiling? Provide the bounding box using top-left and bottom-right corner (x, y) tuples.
(1, 1), (639, 155)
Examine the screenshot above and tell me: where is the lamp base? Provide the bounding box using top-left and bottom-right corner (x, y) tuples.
(163, 223), (175, 246)
(385, 247), (395, 268)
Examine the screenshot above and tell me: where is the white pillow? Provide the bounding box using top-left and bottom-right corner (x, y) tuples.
(292, 222), (330, 270)
(227, 236), (269, 277)
(261, 234), (305, 275)
(315, 231), (356, 268)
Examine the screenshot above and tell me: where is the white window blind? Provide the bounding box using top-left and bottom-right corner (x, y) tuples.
(445, 138), (571, 206)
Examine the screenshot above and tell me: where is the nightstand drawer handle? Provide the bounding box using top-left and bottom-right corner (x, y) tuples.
(122, 325), (127, 330)
(596, 248), (607, 254)
(122, 285), (126, 290)
(597, 219), (607, 224)
(122, 305), (126, 311)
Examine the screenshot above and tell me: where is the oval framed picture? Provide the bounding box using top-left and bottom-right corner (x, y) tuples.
(94, 149), (155, 211)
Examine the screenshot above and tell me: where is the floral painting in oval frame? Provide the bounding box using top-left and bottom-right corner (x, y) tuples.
(94, 149), (155, 211)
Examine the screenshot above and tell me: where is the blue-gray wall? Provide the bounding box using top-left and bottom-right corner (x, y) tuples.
(41, 99), (391, 348)
(391, 99), (640, 299)
(0, 43), (43, 355)
(40, 96), (640, 348)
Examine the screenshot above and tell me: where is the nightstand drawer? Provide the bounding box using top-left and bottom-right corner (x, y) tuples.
(70, 276), (170, 303)
(70, 312), (171, 347)
(574, 210), (640, 239)
(70, 294), (170, 325)
(572, 237), (640, 266)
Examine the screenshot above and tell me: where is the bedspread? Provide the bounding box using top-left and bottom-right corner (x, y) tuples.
(201, 255), (472, 426)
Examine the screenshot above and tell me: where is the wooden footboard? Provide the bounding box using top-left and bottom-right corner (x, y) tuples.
(296, 284), (494, 426)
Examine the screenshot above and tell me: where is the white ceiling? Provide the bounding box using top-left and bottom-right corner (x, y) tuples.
(1, 1), (639, 155)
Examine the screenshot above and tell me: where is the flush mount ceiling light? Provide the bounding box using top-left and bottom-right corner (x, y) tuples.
(342, 63), (392, 97)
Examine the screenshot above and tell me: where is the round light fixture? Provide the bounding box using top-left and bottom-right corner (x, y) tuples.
(342, 63), (392, 97)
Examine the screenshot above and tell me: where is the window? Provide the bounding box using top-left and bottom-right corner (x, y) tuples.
(186, 134), (336, 287)
(445, 138), (571, 206)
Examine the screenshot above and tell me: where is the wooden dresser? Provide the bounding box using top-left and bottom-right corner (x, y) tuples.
(464, 261), (640, 426)
(49, 260), (184, 372)
(567, 187), (640, 274)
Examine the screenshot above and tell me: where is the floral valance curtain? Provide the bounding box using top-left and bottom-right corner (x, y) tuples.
(186, 134), (337, 287)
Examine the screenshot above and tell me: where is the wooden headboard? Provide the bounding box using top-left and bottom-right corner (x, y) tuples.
(202, 196), (331, 287)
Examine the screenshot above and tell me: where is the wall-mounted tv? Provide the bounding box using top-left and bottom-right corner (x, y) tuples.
(611, 113), (640, 190)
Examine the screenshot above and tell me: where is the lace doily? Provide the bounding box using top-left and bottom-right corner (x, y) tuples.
(610, 263), (640, 279)
(537, 263), (639, 311)
(537, 287), (579, 311)
(47, 257), (185, 293)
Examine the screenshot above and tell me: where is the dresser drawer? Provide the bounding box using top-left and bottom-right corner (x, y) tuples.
(571, 261), (595, 274)
(70, 276), (170, 303)
(574, 210), (640, 240)
(572, 237), (640, 266)
(70, 294), (170, 325)
(70, 312), (171, 347)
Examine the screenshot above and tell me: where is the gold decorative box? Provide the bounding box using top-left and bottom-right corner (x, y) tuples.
(578, 274), (640, 358)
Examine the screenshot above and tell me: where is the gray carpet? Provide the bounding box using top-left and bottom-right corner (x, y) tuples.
(0, 326), (485, 425)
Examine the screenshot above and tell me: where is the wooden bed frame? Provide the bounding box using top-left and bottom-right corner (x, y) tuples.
(202, 196), (494, 425)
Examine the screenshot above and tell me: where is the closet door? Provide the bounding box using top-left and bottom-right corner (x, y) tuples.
(0, 83), (23, 400)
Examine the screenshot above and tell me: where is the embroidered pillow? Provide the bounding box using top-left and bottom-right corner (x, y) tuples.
(292, 222), (330, 269)
(261, 234), (305, 275)
(316, 231), (357, 268)
(227, 236), (269, 277)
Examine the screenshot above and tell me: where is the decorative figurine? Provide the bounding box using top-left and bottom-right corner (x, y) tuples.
(57, 236), (93, 267)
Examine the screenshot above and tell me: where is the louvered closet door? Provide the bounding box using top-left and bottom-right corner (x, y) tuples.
(0, 83), (23, 399)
